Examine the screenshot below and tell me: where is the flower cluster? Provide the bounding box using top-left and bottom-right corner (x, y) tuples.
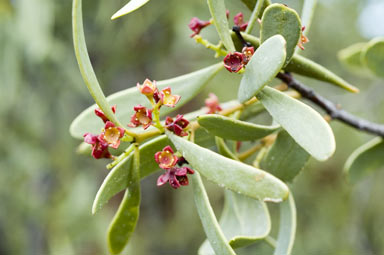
(297, 26), (309, 50)
(83, 106), (125, 159)
(223, 46), (255, 73)
(155, 146), (194, 189)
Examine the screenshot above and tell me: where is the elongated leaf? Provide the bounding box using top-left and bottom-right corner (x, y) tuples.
(72, 0), (121, 127)
(215, 137), (239, 160)
(261, 4), (301, 65)
(167, 132), (289, 201)
(338, 42), (367, 73)
(92, 135), (170, 214)
(261, 130), (310, 182)
(70, 63), (223, 139)
(287, 54), (359, 93)
(344, 137), (384, 183)
(274, 192), (296, 255)
(238, 35), (286, 103)
(362, 37), (384, 78)
(111, 0), (150, 20)
(107, 148), (140, 254)
(256, 86), (335, 161)
(199, 190), (271, 254)
(198, 114), (279, 141)
(192, 172), (236, 255)
(207, 0), (235, 52)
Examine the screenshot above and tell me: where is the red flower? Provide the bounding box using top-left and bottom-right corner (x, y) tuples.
(242, 46), (255, 65)
(94, 105), (116, 123)
(157, 166), (195, 189)
(298, 26), (309, 50)
(154, 146), (178, 169)
(234, 12), (248, 31)
(99, 121), (125, 149)
(165, 114), (189, 137)
(160, 87), (181, 108)
(223, 52), (244, 73)
(128, 105), (153, 130)
(188, 17), (211, 37)
(83, 133), (112, 159)
(205, 93), (222, 114)
(137, 79), (158, 97)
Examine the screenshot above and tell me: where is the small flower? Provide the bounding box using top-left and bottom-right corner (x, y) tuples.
(95, 105), (116, 123)
(99, 121), (125, 149)
(83, 133), (112, 159)
(297, 26), (309, 50)
(188, 17), (211, 37)
(157, 167), (195, 189)
(205, 93), (222, 114)
(160, 87), (181, 107)
(223, 52), (244, 73)
(242, 46), (255, 65)
(128, 105), (153, 129)
(137, 79), (158, 97)
(154, 146), (178, 169)
(165, 114), (189, 137)
(234, 12), (248, 31)
(226, 10), (230, 19)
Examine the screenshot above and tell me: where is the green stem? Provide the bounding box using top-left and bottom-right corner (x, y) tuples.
(245, 0), (265, 34)
(107, 143), (135, 170)
(194, 35), (228, 57)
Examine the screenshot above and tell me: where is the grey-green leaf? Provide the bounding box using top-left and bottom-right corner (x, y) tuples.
(199, 190), (271, 254)
(260, 3), (301, 65)
(362, 37), (384, 78)
(72, 0), (122, 127)
(70, 63), (223, 139)
(274, 192), (296, 255)
(198, 114), (279, 141)
(238, 35), (286, 103)
(111, 0), (150, 20)
(257, 86), (335, 161)
(338, 42), (367, 73)
(261, 130), (310, 182)
(107, 149), (140, 254)
(192, 173), (236, 255)
(92, 135), (170, 214)
(167, 132), (289, 201)
(207, 0), (235, 52)
(344, 137), (384, 184)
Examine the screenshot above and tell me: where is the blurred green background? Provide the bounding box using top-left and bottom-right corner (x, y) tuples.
(1, 0), (384, 254)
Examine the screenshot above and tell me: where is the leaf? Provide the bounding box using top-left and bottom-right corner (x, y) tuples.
(70, 63), (223, 139)
(207, 0), (235, 52)
(167, 132), (289, 201)
(111, 0), (150, 20)
(198, 114), (279, 141)
(338, 42), (367, 72)
(72, 0), (121, 127)
(260, 3), (301, 65)
(199, 190), (271, 254)
(238, 35), (287, 103)
(344, 137), (384, 184)
(274, 192), (296, 255)
(92, 135), (170, 214)
(261, 130), (310, 182)
(286, 54), (359, 93)
(192, 172), (236, 255)
(215, 137), (239, 160)
(107, 147), (140, 254)
(256, 86), (335, 161)
(362, 37), (384, 78)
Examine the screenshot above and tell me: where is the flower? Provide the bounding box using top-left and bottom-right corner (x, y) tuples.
(154, 146), (178, 169)
(157, 166), (195, 189)
(165, 114), (189, 137)
(83, 133), (112, 159)
(128, 105), (153, 129)
(94, 105), (116, 123)
(234, 12), (248, 31)
(137, 79), (158, 97)
(205, 93), (222, 114)
(99, 121), (125, 149)
(223, 52), (244, 73)
(242, 46), (255, 65)
(160, 87), (181, 107)
(188, 17), (211, 37)
(298, 26), (309, 50)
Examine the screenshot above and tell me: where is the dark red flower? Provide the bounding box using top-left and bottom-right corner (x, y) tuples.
(188, 17), (211, 37)
(157, 166), (195, 189)
(95, 105), (116, 123)
(205, 93), (222, 114)
(242, 46), (255, 65)
(154, 146), (178, 169)
(128, 105), (153, 130)
(234, 12), (248, 31)
(223, 52), (244, 73)
(165, 114), (189, 137)
(99, 121), (125, 149)
(83, 133), (112, 159)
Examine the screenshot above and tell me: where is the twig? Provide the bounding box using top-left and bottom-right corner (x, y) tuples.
(277, 72), (384, 137)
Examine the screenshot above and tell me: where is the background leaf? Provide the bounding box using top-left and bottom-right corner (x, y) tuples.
(338, 42), (367, 73)
(344, 137), (384, 183)
(167, 132), (289, 201)
(111, 0), (150, 20)
(256, 86), (335, 161)
(238, 35), (286, 103)
(362, 37), (384, 78)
